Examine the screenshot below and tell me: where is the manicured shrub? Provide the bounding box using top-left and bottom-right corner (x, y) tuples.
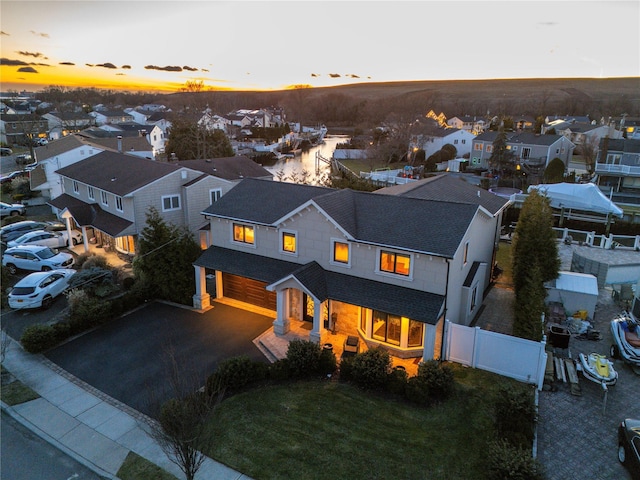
(348, 347), (391, 390)
(415, 360), (455, 402)
(68, 295), (111, 327)
(405, 375), (430, 406)
(268, 358), (291, 381)
(76, 252), (109, 270)
(338, 355), (355, 381)
(485, 439), (544, 480)
(207, 356), (268, 395)
(494, 384), (536, 448)
(21, 324), (59, 353)
(286, 339), (322, 378)
(386, 366), (408, 395)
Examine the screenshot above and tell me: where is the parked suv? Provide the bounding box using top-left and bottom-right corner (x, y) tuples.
(618, 418), (640, 480)
(2, 245), (74, 274)
(0, 201), (26, 217)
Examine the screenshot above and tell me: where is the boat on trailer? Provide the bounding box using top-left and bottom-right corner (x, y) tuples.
(579, 352), (618, 386)
(610, 311), (640, 371)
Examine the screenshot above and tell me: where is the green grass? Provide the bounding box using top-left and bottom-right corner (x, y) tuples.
(0, 367), (40, 406)
(202, 366), (520, 480)
(116, 452), (179, 480)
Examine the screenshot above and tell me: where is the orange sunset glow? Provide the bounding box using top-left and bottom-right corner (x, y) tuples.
(1, 1), (639, 94)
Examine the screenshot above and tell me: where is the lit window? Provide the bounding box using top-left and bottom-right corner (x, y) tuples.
(88, 186), (94, 200)
(101, 191), (108, 206)
(73, 180), (79, 194)
(282, 231), (296, 253)
(408, 320), (424, 347)
(162, 195), (180, 211)
(486, 145), (493, 153)
(474, 144), (483, 151)
(333, 241), (349, 264)
(372, 311), (401, 346)
(115, 196), (123, 212)
(233, 223), (254, 245)
(380, 251), (411, 276)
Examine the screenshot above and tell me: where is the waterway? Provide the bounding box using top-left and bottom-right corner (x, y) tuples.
(265, 135), (349, 184)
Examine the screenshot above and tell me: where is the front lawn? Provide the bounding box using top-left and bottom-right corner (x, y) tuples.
(202, 366), (521, 480)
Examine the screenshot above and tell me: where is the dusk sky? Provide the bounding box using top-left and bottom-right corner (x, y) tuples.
(1, 0), (638, 93)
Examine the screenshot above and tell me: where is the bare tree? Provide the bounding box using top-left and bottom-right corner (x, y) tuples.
(580, 134), (600, 175)
(146, 344), (224, 480)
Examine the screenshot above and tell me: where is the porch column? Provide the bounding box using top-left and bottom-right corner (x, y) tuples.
(215, 271), (223, 300)
(192, 265), (211, 310)
(273, 289), (291, 335)
(309, 298), (322, 344)
(80, 226), (90, 253)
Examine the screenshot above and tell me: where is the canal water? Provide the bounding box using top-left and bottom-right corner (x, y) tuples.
(265, 135), (350, 184)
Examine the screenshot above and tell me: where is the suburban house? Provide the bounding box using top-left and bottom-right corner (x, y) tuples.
(595, 137), (640, 223)
(30, 134), (154, 202)
(89, 110), (134, 126)
(446, 116), (488, 135)
(621, 116), (640, 140)
(193, 175), (509, 361)
(48, 152), (273, 255)
(470, 131), (575, 172)
(42, 111), (96, 140)
(409, 127), (475, 159)
(94, 123), (165, 156)
(0, 113), (49, 146)
(198, 111), (232, 134)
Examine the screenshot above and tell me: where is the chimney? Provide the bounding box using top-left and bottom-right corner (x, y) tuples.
(117, 135), (123, 153)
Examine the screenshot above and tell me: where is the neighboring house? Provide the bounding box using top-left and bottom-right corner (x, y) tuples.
(42, 111), (95, 140)
(0, 113), (49, 146)
(595, 137), (640, 223)
(409, 127), (475, 158)
(513, 115), (536, 131)
(48, 152), (265, 256)
(198, 111), (232, 133)
(447, 116), (488, 135)
(621, 117), (640, 140)
(31, 133), (154, 201)
(77, 132), (155, 159)
(470, 131), (575, 171)
(89, 110), (134, 126)
(193, 176), (509, 362)
(95, 123), (164, 155)
(554, 122), (622, 152)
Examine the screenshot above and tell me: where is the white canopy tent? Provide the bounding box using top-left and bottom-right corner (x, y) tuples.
(528, 183), (623, 217)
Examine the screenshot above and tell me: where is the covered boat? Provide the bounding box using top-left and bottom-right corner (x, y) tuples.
(610, 312), (640, 368)
(579, 352), (618, 386)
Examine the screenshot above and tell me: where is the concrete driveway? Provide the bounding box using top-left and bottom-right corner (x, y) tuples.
(44, 301), (273, 416)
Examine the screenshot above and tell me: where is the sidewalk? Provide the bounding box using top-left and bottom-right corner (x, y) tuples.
(1, 336), (252, 480)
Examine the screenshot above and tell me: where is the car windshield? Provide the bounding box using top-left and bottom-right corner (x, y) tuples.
(35, 247), (56, 259)
(11, 286), (35, 295)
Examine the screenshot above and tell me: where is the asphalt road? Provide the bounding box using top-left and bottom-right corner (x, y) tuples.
(1, 411), (103, 480)
(44, 301), (273, 416)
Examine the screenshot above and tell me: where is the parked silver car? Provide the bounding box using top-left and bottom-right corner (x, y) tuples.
(2, 245), (74, 274)
(8, 269), (76, 309)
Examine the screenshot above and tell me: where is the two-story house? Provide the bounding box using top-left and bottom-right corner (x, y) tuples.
(471, 131), (575, 171)
(89, 110), (134, 126)
(446, 116), (488, 135)
(409, 127), (475, 159)
(193, 176), (509, 361)
(0, 113), (49, 146)
(42, 111), (95, 140)
(595, 137), (640, 222)
(31, 134), (155, 201)
(48, 152), (274, 255)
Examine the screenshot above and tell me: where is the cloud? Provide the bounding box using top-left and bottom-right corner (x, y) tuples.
(116, 73), (126, 76)
(59, 61), (75, 66)
(347, 74), (360, 79)
(202, 68), (209, 73)
(1, 31), (8, 36)
(328, 73), (341, 78)
(85, 63), (94, 67)
(17, 66), (38, 73)
(17, 51), (46, 59)
(0, 58), (29, 66)
(96, 62), (117, 69)
(29, 30), (49, 38)
(183, 65), (198, 71)
(122, 65), (131, 69)
(537, 22), (558, 26)
(311, 73), (320, 77)
(145, 65), (183, 72)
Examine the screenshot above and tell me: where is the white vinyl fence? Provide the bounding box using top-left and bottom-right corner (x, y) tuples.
(444, 321), (548, 390)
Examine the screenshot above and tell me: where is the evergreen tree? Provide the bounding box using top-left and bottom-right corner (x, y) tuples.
(543, 158), (566, 183)
(513, 263), (546, 341)
(488, 128), (515, 176)
(133, 207), (202, 305)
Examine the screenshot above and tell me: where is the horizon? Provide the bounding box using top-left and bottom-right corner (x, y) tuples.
(1, 1), (639, 95)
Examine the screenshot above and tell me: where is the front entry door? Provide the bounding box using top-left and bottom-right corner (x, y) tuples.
(303, 293), (314, 323)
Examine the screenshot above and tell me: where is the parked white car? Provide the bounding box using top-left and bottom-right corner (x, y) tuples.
(8, 269), (76, 309)
(2, 245), (74, 274)
(7, 229), (83, 249)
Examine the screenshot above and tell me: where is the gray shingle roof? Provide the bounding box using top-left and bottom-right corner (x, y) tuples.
(48, 194), (133, 236)
(374, 174), (509, 215)
(177, 156), (272, 181)
(55, 151), (180, 196)
(203, 178), (479, 257)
